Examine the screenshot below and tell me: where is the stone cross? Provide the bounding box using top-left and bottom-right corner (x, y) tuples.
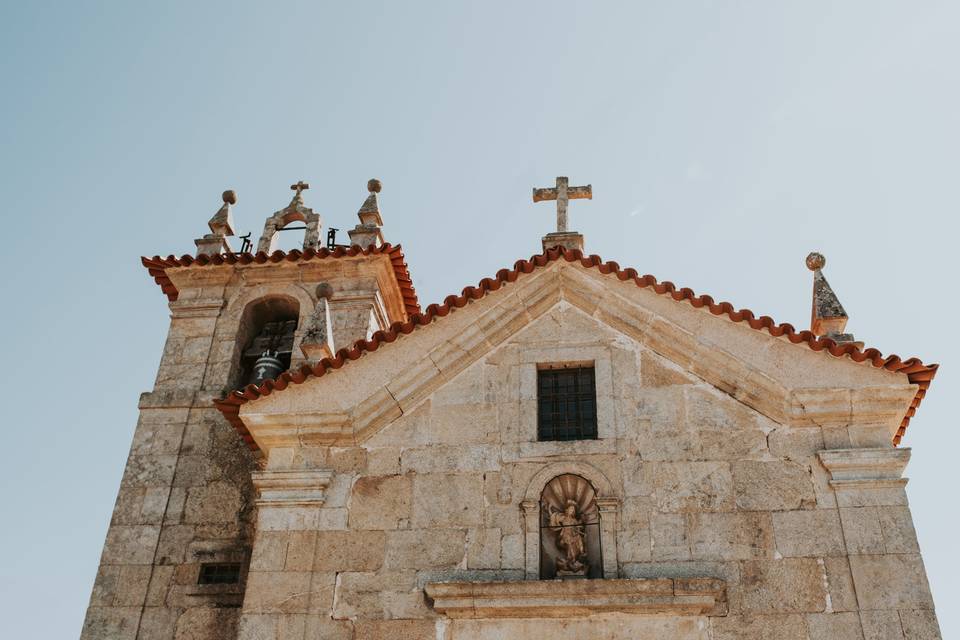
(532, 177), (592, 233)
(290, 180), (310, 195)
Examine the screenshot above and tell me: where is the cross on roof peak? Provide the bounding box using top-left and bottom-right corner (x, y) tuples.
(532, 176), (592, 234)
(290, 180), (310, 195)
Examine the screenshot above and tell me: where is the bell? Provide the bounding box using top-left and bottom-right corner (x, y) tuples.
(250, 351), (284, 385)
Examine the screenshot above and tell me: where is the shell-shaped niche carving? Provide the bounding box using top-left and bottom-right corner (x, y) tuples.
(539, 474), (602, 579)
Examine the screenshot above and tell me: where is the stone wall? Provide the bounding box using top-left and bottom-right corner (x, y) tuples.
(84, 253), (940, 640)
(81, 255), (407, 640)
(81, 297), (257, 640)
(236, 303), (940, 640)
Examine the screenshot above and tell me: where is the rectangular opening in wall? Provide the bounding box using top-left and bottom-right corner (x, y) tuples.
(198, 563), (242, 585)
(537, 364), (598, 441)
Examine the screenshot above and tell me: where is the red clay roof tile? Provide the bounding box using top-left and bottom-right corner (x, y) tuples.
(141, 244), (420, 318)
(204, 246), (936, 451)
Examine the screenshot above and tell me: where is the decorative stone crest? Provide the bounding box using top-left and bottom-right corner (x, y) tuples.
(256, 181), (322, 253)
(806, 251), (861, 347)
(347, 178), (385, 249)
(194, 190), (238, 256)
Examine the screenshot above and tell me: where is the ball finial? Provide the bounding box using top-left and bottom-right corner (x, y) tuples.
(222, 190), (237, 205)
(367, 178), (382, 193)
(806, 252), (825, 271)
(315, 282), (334, 300)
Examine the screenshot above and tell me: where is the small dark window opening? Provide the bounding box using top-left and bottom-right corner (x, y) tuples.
(537, 366), (598, 441)
(198, 563), (242, 585)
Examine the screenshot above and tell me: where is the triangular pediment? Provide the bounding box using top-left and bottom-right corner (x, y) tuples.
(237, 259), (917, 453)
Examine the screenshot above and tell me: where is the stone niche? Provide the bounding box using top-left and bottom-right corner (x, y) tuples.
(539, 474), (603, 580)
(520, 461), (620, 580)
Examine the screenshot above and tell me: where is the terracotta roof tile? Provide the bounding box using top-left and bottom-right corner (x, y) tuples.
(141, 243), (421, 318)
(211, 247), (936, 451)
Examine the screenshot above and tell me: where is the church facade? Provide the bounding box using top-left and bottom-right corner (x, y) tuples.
(82, 178), (941, 639)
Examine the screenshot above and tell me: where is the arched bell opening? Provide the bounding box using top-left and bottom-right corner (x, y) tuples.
(539, 474), (603, 580)
(232, 295), (300, 388)
(269, 211), (310, 252)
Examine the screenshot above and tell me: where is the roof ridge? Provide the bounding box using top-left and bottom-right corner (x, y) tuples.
(212, 246), (937, 450)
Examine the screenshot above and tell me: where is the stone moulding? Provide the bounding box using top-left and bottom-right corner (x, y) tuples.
(818, 447), (910, 483)
(818, 448), (911, 506)
(424, 578), (727, 619)
(250, 469), (332, 507)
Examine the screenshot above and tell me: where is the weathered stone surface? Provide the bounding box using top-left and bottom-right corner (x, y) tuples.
(102, 525), (162, 565)
(825, 556), (859, 612)
(767, 427), (824, 460)
(840, 507), (886, 554)
(332, 570), (425, 620)
(313, 530), (385, 571)
(452, 615), (712, 639)
(733, 461), (816, 511)
(773, 509), (845, 557)
(860, 610), (904, 640)
(412, 473), (483, 528)
(174, 608), (241, 640)
(352, 619), (436, 640)
(243, 571), (334, 614)
(806, 612), (864, 639)
(899, 609), (942, 639)
(739, 559), (826, 614)
(384, 528), (467, 569)
(348, 474), (411, 530)
(687, 512), (774, 561)
(648, 462), (735, 512)
(651, 512), (690, 560)
(467, 527), (502, 569)
(641, 350), (695, 387)
(849, 555), (934, 610)
(81, 606), (141, 640)
(711, 614), (808, 640)
(138, 607), (180, 640)
(184, 481), (242, 524)
(113, 565), (153, 606)
(303, 616), (354, 640)
(879, 507), (921, 554)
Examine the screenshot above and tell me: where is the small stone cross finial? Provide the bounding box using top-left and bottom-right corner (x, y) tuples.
(290, 180), (310, 195)
(532, 177), (592, 233)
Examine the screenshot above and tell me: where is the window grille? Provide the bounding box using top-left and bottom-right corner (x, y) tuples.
(537, 366), (598, 441)
(198, 563), (242, 585)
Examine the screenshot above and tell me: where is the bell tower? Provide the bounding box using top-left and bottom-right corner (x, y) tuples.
(81, 180), (418, 640)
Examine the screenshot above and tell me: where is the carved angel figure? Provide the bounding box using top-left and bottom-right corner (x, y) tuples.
(549, 500), (588, 574)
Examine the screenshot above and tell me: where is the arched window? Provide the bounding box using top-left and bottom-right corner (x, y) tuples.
(234, 296), (300, 387)
(539, 474), (603, 579)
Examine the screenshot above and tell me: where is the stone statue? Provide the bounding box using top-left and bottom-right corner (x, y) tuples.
(549, 500), (588, 575)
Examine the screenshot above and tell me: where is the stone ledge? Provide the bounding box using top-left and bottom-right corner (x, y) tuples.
(424, 578), (726, 619)
(251, 469), (333, 506)
(818, 448), (910, 481)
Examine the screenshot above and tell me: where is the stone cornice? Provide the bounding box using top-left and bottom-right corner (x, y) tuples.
(251, 469), (333, 507)
(424, 578), (727, 618)
(169, 298), (225, 318)
(818, 448), (911, 506)
(818, 447), (911, 482)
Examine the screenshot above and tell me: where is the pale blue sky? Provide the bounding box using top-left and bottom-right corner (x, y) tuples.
(1, 2), (957, 637)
